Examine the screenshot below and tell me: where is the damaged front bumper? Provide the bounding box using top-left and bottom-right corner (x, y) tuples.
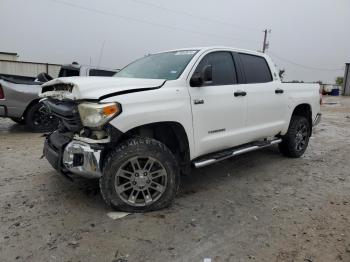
(44, 131), (104, 179)
(62, 140), (102, 178)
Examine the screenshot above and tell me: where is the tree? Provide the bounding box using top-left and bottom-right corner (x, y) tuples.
(335, 76), (344, 86)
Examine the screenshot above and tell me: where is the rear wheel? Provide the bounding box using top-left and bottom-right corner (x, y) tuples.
(25, 102), (59, 132)
(279, 116), (311, 158)
(100, 137), (180, 212)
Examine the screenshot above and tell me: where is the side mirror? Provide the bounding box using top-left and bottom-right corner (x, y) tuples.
(203, 65), (212, 83)
(36, 72), (53, 83)
(190, 72), (204, 87)
(190, 64), (213, 87)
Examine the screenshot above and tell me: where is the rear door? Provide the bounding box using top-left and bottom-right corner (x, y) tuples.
(188, 51), (247, 157)
(238, 53), (287, 140)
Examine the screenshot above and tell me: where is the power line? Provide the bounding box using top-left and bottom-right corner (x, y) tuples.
(49, 0), (260, 45)
(269, 51), (344, 71)
(126, 0), (261, 33)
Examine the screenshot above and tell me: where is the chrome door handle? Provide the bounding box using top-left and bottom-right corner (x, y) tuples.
(234, 91), (247, 97)
(275, 88), (284, 94)
(194, 99), (204, 105)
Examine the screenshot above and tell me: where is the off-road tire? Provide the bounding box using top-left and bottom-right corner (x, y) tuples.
(279, 115), (311, 158)
(25, 102), (59, 133)
(100, 137), (180, 212)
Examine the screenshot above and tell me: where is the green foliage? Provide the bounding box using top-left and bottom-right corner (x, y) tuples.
(335, 76), (343, 86)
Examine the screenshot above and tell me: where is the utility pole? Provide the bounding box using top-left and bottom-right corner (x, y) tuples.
(262, 29), (271, 53)
(344, 63), (350, 96)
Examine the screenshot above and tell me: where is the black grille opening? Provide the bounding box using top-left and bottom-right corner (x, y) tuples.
(43, 98), (82, 132)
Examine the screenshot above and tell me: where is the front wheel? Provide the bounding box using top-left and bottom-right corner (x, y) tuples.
(100, 137), (180, 212)
(279, 115), (311, 158)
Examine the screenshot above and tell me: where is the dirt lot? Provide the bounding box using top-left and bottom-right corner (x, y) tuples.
(1, 96), (350, 262)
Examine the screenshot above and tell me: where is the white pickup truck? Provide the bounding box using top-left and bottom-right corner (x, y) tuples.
(40, 47), (321, 212)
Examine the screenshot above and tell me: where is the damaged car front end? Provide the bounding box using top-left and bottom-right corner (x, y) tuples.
(41, 81), (123, 179)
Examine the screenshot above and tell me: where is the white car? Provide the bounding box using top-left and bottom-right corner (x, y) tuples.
(40, 46), (321, 212)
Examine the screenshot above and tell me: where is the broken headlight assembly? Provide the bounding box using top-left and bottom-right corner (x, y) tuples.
(78, 102), (121, 128)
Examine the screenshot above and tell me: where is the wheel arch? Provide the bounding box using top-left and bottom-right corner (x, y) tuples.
(21, 98), (40, 119)
(290, 103), (313, 135)
(113, 121), (192, 175)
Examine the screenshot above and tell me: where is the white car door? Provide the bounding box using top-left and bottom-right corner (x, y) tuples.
(188, 51), (247, 158)
(237, 53), (287, 140)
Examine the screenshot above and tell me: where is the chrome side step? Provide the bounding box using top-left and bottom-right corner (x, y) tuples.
(193, 138), (282, 168)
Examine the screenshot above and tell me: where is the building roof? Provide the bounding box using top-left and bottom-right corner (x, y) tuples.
(0, 52), (18, 56)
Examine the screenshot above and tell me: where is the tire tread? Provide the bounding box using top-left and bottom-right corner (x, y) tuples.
(279, 115), (310, 158)
(100, 136), (179, 212)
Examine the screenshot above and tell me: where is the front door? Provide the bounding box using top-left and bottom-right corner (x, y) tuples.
(188, 51), (247, 158)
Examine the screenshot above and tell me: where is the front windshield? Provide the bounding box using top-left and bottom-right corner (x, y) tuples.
(115, 50), (198, 80)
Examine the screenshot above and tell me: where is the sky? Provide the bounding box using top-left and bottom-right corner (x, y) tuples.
(0, 0), (349, 83)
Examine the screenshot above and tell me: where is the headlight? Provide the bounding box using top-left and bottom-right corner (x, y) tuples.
(78, 102), (121, 128)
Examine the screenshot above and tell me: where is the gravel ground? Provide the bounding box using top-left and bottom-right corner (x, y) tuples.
(0, 96), (350, 262)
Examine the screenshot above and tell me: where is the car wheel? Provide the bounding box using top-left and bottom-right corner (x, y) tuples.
(279, 115), (311, 158)
(100, 137), (180, 212)
(25, 102), (59, 132)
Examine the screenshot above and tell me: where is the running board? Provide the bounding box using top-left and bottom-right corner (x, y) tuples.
(193, 138), (282, 168)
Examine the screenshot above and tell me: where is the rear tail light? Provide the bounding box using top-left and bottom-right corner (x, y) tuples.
(0, 84), (4, 99)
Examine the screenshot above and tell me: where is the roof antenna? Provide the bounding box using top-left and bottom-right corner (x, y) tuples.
(98, 40), (106, 67)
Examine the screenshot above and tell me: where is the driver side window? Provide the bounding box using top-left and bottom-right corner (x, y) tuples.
(194, 51), (237, 86)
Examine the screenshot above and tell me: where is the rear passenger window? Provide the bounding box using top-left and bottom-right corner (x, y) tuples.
(239, 53), (272, 83)
(89, 69), (116, 76)
(59, 68), (80, 77)
(195, 51), (237, 86)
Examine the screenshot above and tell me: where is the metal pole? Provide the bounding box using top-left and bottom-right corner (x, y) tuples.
(343, 63), (350, 96)
(262, 29), (268, 53)
(98, 40), (106, 67)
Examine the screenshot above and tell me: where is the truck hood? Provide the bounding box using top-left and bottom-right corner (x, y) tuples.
(39, 77), (166, 100)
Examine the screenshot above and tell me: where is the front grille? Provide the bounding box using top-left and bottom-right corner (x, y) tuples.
(43, 98), (82, 132)
(59, 114), (82, 132)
